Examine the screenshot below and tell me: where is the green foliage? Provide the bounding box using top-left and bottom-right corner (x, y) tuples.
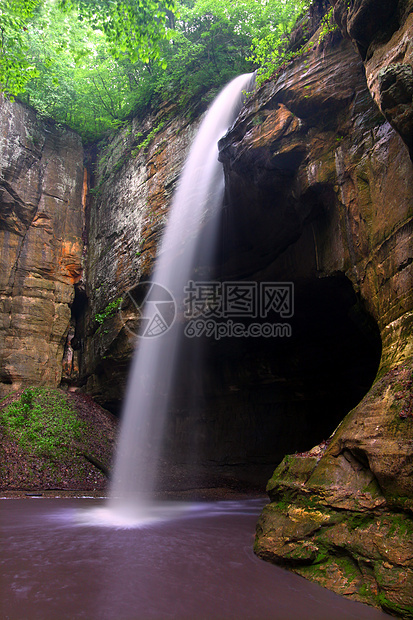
(154, 0), (255, 106)
(0, 387), (84, 457)
(20, 1), (141, 140)
(247, 0), (310, 86)
(94, 297), (123, 324)
(2, 0), (310, 141)
(131, 120), (165, 155)
(60, 0), (176, 65)
(318, 6), (337, 44)
(1, 0), (176, 136)
(0, 0), (41, 94)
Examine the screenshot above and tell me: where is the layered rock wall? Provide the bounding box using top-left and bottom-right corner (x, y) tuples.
(0, 97), (84, 394)
(81, 109), (200, 409)
(218, 1), (413, 614)
(334, 0), (413, 156)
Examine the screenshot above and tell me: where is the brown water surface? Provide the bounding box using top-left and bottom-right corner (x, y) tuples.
(0, 498), (390, 620)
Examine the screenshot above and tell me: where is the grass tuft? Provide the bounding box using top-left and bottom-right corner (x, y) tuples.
(0, 388), (85, 458)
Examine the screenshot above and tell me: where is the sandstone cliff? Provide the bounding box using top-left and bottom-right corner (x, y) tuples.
(217, 0), (413, 615)
(0, 96), (84, 394)
(80, 108), (201, 410)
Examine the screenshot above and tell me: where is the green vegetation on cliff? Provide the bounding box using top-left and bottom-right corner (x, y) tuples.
(0, 387), (84, 456)
(0, 0), (309, 141)
(0, 0), (42, 95)
(0, 388), (117, 490)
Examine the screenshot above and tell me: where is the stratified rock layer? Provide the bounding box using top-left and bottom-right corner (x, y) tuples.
(81, 108), (200, 409)
(0, 96), (84, 394)
(218, 3), (413, 614)
(334, 0), (413, 158)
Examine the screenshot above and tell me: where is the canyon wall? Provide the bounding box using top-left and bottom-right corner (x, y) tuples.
(0, 97), (84, 394)
(217, 0), (413, 614)
(79, 84), (373, 482)
(79, 108), (201, 411)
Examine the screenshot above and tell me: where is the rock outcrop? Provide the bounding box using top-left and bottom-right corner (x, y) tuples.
(217, 1), (413, 615)
(81, 108), (200, 410)
(0, 97), (84, 395)
(334, 0), (413, 158)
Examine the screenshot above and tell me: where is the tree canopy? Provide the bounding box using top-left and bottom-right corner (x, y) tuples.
(0, 0), (42, 94)
(0, 0), (309, 142)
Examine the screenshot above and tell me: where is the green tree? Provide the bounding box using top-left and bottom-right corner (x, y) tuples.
(0, 0), (177, 97)
(247, 0), (310, 85)
(152, 0), (311, 108)
(0, 0), (41, 94)
(151, 0), (259, 109)
(23, 1), (135, 139)
(61, 0), (176, 65)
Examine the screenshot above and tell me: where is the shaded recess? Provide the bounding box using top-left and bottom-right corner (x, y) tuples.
(160, 187), (382, 489)
(162, 275), (381, 489)
(71, 283), (88, 348)
(60, 283), (88, 388)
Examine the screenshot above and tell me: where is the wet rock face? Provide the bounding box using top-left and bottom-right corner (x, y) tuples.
(81, 109), (200, 409)
(219, 36), (413, 338)
(378, 62), (413, 155)
(334, 0), (413, 158)
(218, 11), (413, 615)
(0, 96), (84, 394)
(335, 0), (398, 59)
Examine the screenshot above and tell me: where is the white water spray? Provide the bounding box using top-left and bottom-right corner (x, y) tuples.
(108, 73), (254, 521)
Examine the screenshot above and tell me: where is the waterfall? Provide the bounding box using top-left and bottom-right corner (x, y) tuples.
(108, 73), (254, 521)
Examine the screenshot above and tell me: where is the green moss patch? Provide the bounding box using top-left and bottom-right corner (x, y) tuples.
(0, 389), (117, 491)
(94, 297), (123, 325)
(0, 388), (84, 457)
(377, 594), (413, 619)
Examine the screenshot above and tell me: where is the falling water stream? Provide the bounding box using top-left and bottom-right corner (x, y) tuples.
(107, 73), (255, 522)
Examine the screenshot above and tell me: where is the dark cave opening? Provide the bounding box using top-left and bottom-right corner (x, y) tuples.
(158, 171), (383, 490)
(60, 283), (89, 389)
(164, 271), (382, 490)
(70, 283), (88, 351)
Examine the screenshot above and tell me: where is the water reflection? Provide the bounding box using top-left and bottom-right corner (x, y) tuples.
(0, 498), (390, 620)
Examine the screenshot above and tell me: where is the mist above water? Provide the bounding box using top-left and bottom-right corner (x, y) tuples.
(108, 73), (255, 520)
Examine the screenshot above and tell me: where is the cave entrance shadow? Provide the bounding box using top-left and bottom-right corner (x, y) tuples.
(163, 272), (382, 493)
(156, 178), (383, 494)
